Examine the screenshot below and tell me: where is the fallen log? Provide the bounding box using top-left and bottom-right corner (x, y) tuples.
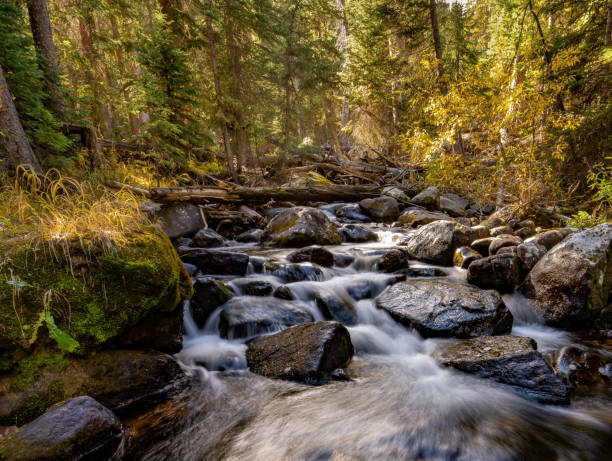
(149, 185), (382, 204)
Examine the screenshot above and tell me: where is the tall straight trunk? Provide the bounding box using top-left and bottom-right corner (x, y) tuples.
(78, 15), (106, 136)
(225, 8), (251, 170)
(27, 0), (65, 120)
(336, 0), (351, 143)
(605, 1), (611, 46)
(429, 0), (446, 95)
(0, 64), (43, 175)
(389, 36), (398, 131)
(294, 78), (305, 142)
(205, 3), (237, 182)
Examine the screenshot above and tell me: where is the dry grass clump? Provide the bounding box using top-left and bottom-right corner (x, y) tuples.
(0, 168), (149, 259)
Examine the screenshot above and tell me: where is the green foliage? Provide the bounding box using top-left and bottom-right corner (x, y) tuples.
(587, 160), (612, 210)
(565, 211), (605, 229)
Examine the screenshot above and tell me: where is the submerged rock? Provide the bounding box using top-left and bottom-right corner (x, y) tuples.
(180, 248), (249, 275)
(246, 322), (354, 383)
(218, 297), (313, 339)
(410, 186), (440, 210)
(339, 224), (378, 242)
(433, 336), (569, 404)
(192, 228), (225, 247)
(520, 223), (612, 329)
(359, 197), (400, 222)
(263, 207), (342, 247)
(0, 396), (122, 461)
(376, 280), (513, 338)
(404, 221), (474, 266)
(288, 246), (334, 267)
(190, 276), (233, 328)
(315, 290), (358, 326)
(467, 253), (521, 292)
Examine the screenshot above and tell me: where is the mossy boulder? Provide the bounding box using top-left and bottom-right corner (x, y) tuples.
(0, 227), (193, 369)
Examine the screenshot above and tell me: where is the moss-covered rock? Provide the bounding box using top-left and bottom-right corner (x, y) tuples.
(0, 226), (193, 369)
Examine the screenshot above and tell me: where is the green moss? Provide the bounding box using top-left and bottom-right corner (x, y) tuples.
(9, 353), (67, 392)
(8, 380), (65, 427)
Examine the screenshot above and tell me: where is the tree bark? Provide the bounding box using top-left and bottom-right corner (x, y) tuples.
(605, 1), (611, 47)
(0, 64), (43, 175)
(429, 0), (447, 95)
(336, 0), (351, 144)
(205, 1), (237, 182)
(27, 0), (65, 120)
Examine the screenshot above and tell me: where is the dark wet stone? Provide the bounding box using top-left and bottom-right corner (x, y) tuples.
(359, 196), (400, 222)
(515, 226), (536, 239)
(525, 229), (569, 250)
(339, 224), (378, 242)
(440, 194), (469, 217)
(263, 207), (342, 247)
(236, 229), (264, 243)
(336, 204), (370, 223)
(471, 237), (495, 256)
(0, 396), (122, 461)
(273, 285), (295, 300)
(158, 203), (204, 239)
(395, 267), (447, 277)
(315, 290), (358, 326)
(180, 248), (249, 275)
(410, 186), (440, 210)
(404, 221), (475, 266)
(183, 262), (198, 276)
(398, 209), (455, 227)
(453, 246), (482, 269)
(265, 262), (324, 283)
(467, 253), (521, 292)
(246, 322), (354, 383)
(376, 280), (513, 338)
(376, 249), (409, 273)
(193, 228), (225, 247)
(554, 344), (612, 386)
(333, 253), (356, 268)
(433, 336), (569, 404)
(228, 279), (274, 297)
(288, 246), (334, 267)
(219, 297), (313, 339)
(249, 256), (265, 273)
(516, 242), (547, 272)
(489, 234), (522, 255)
(490, 225), (514, 237)
(190, 277), (233, 328)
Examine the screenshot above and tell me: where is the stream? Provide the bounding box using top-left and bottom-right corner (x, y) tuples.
(139, 226), (612, 460)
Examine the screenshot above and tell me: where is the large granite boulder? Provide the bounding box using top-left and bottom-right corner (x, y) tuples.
(467, 253), (521, 292)
(246, 322), (354, 383)
(179, 248), (249, 275)
(359, 197), (400, 222)
(218, 297), (314, 339)
(432, 336), (569, 404)
(0, 396), (122, 461)
(520, 223), (612, 329)
(525, 229), (572, 250)
(410, 186), (440, 210)
(263, 207), (342, 247)
(376, 280), (513, 338)
(516, 241), (547, 272)
(158, 203), (204, 239)
(404, 221), (475, 266)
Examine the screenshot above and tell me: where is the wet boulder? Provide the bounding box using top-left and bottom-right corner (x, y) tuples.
(333, 252), (356, 268)
(453, 246), (482, 269)
(515, 226), (535, 239)
(439, 193), (469, 217)
(433, 336), (569, 404)
(218, 297), (314, 339)
(336, 204), (370, 222)
(246, 322), (354, 383)
(489, 234), (522, 255)
(0, 396), (122, 461)
(228, 278), (274, 297)
(315, 290), (358, 325)
(398, 209), (455, 227)
(339, 224), (378, 242)
(158, 203), (204, 239)
(265, 262), (324, 283)
(395, 267), (447, 277)
(404, 221), (475, 266)
(382, 186), (409, 202)
(183, 262), (198, 276)
(236, 229), (264, 243)
(345, 275), (404, 300)
(190, 276), (233, 327)
(288, 246), (334, 267)
(359, 197), (400, 222)
(525, 229), (571, 250)
(376, 280), (513, 338)
(375, 249), (409, 273)
(193, 228), (225, 247)
(490, 225), (514, 237)
(520, 223), (612, 329)
(410, 186), (440, 210)
(263, 207), (342, 247)
(471, 237), (495, 256)
(180, 248), (249, 275)
(554, 344), (612, 386)
(467, 253), (521, 292)
(516, 241), (547, 272)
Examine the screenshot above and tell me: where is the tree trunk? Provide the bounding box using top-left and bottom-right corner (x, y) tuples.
(0, 64), (43, 175)
(78, 15), (106, 136)
(205, 2), (237, 182)
(336, 0), (351, 144)
(27, 0), (65, 120)
(605, 1), (611, 47)
(429, 0), (446, 95)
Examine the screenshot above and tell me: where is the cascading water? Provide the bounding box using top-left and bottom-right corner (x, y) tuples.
(142, 226), (612, 460)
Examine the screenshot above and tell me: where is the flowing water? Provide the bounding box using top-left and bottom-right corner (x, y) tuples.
(140, 226), (612, 460)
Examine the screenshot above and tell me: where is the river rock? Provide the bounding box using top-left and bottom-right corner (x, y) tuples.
(359, 197), (400, 222)
(382, 186), (409, 202)
(516, 241), (547, 272)
(453, 246), (482, 269)
(433, 336), (569, 404)
(236, 229), (264, 243)
(489, 234), (522, 255)
(490, 225), (514, 237)
(333, 252), (356, 267)
(525, 229), (571, 250)
(398, 209), (455, 227)
(410, 186), (440, 210)
(336, 204), (370, 222)
(339, 224), (378, 242)
(183, 262), (198, 276)
(395, 267), (447, 277)
(190, 276), (233, 327)
(467, 253), (521, 292)
(263, 207), (342, 247)
(554, 344), (612, 386)
(246, 322), (354, 383)
(376, 249), (409, 273)
(266, 262), (324, 283)
(179, 248), (249, 275)
(192, 228), (225, 247)
(345, 275), (404, 300)
(440, 193), (469, 217)
(471, 237), (495, 256)
(288, 246), (334, 267)
(218, 297), (314, 339)
(520, 223), (612, 329)
(0, 396), (122, 461)
(376, 280), (513, 338)
(228, 279), (274, 297)
(158, 203), (204, 239)
(315, 290), (358, 325)
(404, 221), (475, 266)
(515, 226), (535, 239)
